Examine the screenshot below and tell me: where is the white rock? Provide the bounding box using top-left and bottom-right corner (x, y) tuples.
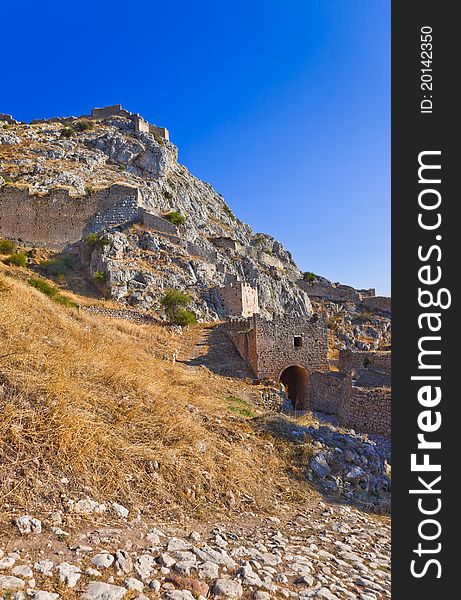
(198, 561), (219, 579)
(134, 554), (156, 579)
(148, 580), (161, 592)
(34, 561), (53, 577)
(0, 575), (25, 590)
(82, 581), (126, 600)
(11, 565), (33, 578)
(30, 592), (60, 600)
(124, 577), (143, 591)
(146, 532), (160, 545)
(14, 516), (42, 535)
(0, 556), (16, 569)
(56, 562), (81, 587)
(165, 592), (195, 600)
(51, 527), (69, 537)
(173, 560), (196, 576)
(73, 498), (107, 514)
(167, 538), (191, 552)
(86, 567), (102, 577)
(112, 503), (129, 519)
(91, 553), (114, 569)
(114, 550), (133, 575)
(159, 553), (176, 568)
(212, 578), (244, 598)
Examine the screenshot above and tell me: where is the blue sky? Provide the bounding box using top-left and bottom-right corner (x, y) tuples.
(2, 0), (390, 294)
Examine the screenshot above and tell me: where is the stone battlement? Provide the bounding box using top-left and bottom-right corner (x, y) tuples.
(90, 105), (169, 141)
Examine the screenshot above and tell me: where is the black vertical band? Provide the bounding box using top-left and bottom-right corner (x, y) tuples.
(392, 1), (457, 596)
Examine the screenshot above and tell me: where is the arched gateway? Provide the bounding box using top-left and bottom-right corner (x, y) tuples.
(279, 365), (310, 410)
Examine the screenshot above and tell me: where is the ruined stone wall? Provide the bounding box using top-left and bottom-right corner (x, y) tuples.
(228, 326), (259, 375)
(91, 105), (132, 119)
(298, 280), (362, 302)
(338, 386), (391, 436)
(149, 124), (170, 141)
(218, 282), (259, 318)
(339, 350), (391, 375)
(0, 183), (141, 247)
(141, 209), (178, 235)
(360, 296), (391, 313)
(186, 241), (218, 262)
(253, 315), (328, 379)
(310, 371), (349, 414)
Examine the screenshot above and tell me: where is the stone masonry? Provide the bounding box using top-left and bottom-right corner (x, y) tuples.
(90, 105), (170, 140)
(339, 349), (391, 375)
(309, 349), (391, 437)
(0, 183), (142, 247)
(226, 314), (328, 379)
(218, 281), (259, 318)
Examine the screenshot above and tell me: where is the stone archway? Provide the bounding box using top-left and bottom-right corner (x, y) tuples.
(279, 365), (310, 410)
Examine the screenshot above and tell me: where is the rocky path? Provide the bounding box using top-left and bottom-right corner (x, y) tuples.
(0, 500), (390, 599)
(179, 324), (253, 379)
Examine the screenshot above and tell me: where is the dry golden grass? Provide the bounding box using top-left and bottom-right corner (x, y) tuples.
(0, 269), (312, 524)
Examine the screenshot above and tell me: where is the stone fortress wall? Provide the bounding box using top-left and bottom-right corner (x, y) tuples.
(0, 183), (142, 247)
(29, 104), (170, 141)
(0, 183), (184, 248)
(298, 278), (391, 313)
(339, 349), (391, 375)
(90, 105), (169, 141)
(309, 348), (391, 437)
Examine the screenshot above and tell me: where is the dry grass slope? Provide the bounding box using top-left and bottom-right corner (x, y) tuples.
(0, 270), (314, 526)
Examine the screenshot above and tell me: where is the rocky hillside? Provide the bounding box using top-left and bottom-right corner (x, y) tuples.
(0, 266), (391, 599)
(0, 112), (314, 320)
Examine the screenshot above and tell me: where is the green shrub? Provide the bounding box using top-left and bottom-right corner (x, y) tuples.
(85, 232), (109, 247)
(0, 238), (17, 254)
(61, 127), (75, 138)
(164, 211), (185, 226)
(27, 277), (57, 297)
(27, 278), (77, 308)
(173, 309), (197, 326)
(161, 289), (190, 312)
(74, 120), (93, 132)
(40, 255), (74, 276)
(222, 203), (236, 221)
(160, 290), (196, 326)
(226, 396), (256, 418)
(3, 252), (27, 267)
(93, 271), (106, 283)
(302, 271), (317, 285)
(363, 356), (371, 368)
(2, 123), (9, 130)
